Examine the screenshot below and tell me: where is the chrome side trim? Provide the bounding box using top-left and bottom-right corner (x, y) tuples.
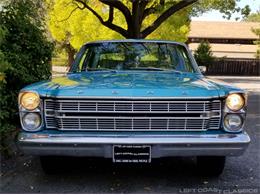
(43, 96), (221, 99)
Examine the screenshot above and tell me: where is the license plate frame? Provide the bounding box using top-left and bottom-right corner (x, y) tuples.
(113, 145), (151, 163)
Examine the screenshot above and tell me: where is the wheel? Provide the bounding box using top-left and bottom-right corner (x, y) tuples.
(196, 156), (226, 177)
(39, 156), (63, 174)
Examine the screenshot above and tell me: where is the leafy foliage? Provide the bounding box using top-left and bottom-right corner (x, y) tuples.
(61, 0), (250, 38)
(245, 11), (260, 59)
(252, 28), (260, 59)
(46, 0), (191, 62)
(0, 0), (54, 156)
(192, 0), (250, 20)
(194, 40), (214, 67)
(244, 10), (260, 22)
(0, 26), (10, 82)
(144, 6), (190, 41)
(47, 0), (122, 50)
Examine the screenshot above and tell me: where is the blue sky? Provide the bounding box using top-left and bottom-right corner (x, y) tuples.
(192, 0), (260, 21)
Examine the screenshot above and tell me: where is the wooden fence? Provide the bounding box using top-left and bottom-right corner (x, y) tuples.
(206, 58), (260, 76)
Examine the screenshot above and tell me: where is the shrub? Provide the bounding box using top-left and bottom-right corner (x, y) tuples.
(194, 40), (214, 67)
(252, 28), (260, 59)
(0, 0), (54, 156)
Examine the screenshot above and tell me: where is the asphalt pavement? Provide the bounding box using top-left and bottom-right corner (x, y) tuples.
(1, 93), (260, 193)
(208, 76), (260, 92)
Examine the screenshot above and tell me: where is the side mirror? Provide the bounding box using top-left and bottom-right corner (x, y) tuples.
(199, 66), (206, 74)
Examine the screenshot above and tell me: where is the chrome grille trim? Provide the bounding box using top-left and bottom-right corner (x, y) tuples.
(44, 99), (220, 113)
(44, 99), (222, 131)
(56, 117), (210, 131)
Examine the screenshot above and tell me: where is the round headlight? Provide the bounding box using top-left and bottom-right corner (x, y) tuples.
(226, 94), (244, 111)
(22, 113), (41, 131)
(20, 92), (40, 110)
(224, 114), (243, 132)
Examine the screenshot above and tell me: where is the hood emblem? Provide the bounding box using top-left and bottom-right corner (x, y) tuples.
(147, 91), (154, 95)
(182, 91), (188, 95)
(112, 90), (119, 95)
(77, 90), (83, 94)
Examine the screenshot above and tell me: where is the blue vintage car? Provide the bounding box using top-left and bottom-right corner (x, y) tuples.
(18, 40), (250, 175)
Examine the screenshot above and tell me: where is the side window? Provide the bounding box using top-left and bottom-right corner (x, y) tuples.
(69, 47), (88, 72)
(168, 47), (179, 70)
(78, 49), (88, 71)
(176, 46), (194, 72)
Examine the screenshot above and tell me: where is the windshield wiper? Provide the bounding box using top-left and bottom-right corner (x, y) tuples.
(87, 68), (116, 72)
(129, 67), (167, 71)
(128, 68), (185, 74)
(87, 68), (121, 74)
(170, 70), (183, 74)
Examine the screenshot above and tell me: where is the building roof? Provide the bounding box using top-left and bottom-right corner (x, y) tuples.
(189, 21), (259, 39)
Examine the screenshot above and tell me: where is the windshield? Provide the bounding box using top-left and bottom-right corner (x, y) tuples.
(71, 42), (195, 73)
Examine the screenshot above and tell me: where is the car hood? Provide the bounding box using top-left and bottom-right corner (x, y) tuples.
(22, 72), (242, 98)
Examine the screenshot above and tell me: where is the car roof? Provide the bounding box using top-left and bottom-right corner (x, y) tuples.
(84, 39), (186, 47)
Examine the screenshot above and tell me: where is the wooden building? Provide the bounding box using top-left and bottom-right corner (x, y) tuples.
(188, 21), (259, 59)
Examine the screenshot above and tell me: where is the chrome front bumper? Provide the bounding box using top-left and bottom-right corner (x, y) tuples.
(17, 132), (250, 157)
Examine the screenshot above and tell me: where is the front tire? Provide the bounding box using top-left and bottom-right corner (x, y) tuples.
(196, 156), (226, 177)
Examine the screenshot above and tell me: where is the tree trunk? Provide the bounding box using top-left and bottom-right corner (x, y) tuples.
(68, 49), (75, 67)
(65, 43), (76, 69)
(127, 27), (142, 39)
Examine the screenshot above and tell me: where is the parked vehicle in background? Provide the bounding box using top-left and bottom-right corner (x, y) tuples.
(17, 40), (250, 176)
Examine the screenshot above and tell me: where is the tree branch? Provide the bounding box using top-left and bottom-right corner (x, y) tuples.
(143, 5), (157, 20)
(142, 0), (165, 21)
(58, 7), (79, 22)
(57, 1), (86, 22)
(107, 6), (114, 23)
(74, 0), (104, 23)
(160, 0), (165, 6)
(141, 0), (198, 38)
(74, 0), (128, 37)
(138, 0), (149, 23)
(99, 0), (132, 26)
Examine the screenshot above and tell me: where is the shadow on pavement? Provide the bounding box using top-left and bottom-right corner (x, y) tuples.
(39, 156), (198, 177)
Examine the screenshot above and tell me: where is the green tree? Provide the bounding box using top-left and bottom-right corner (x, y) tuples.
(252, 28), (260, 59)
(67, 0), (250, 39)
(194, 40), (214, 67)
(0, 0), (54, 156)
(47, 0), (192, 44)
(46, 0), (123, 66)
(0, 26), (10, 82)
(245, 11), (260, 58)
(244, 10), (260, 22)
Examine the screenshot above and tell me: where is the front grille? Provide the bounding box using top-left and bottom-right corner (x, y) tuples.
(44, 99), (222, 131)
(55, 118), (210, 131)
(47, 100), (215, 113)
